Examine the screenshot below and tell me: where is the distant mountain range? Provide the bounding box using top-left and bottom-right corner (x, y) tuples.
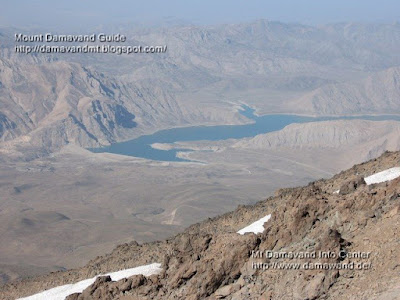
(1, 21), (400, 157)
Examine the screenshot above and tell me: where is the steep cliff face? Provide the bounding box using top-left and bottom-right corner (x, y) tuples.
(0, 58), (139, 148)
(3, 151), (400, 299)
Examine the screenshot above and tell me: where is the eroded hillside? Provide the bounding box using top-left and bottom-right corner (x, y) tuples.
(2, 150), (400, 300)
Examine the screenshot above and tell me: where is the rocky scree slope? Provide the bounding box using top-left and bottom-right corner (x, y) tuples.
(2, 150), (400, 300)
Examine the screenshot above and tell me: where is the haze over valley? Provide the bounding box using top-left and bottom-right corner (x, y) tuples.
(1, 15), (400, 289)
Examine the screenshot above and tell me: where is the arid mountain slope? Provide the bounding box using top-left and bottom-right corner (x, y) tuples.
(171, 119), (400, 175)
(234, 119), (400, 158)
(2, 150), (400, 299)
(0, 57), (244, 157)
(2, 21), (400, 155)
(0, 59), (137, 147)
(287, 67), (400, 115)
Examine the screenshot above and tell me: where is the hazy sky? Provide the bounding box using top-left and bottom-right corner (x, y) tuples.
(1, 0), (399, 29)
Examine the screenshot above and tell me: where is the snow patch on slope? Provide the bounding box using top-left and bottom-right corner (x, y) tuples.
(237, 214), (271, 235)
(18, 263), (162, 300)
(364, 167), (400, 185)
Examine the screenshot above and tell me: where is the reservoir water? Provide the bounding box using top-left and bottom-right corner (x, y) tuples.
(90, 106), (400, 162)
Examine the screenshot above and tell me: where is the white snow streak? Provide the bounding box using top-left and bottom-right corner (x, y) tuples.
(237, 214), (271, 235)
(364, 167), (400, 185)
(18, 263), (162, 300)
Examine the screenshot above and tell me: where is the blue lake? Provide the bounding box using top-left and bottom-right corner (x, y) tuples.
(90, 106), (400, 162)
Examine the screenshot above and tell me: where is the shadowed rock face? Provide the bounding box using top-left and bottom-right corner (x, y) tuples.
(113, 104), (137, 129)
(4, 150), (400, 300)
(0, 113), (17, 139)
(339, 177), (366, 195)
(90, 101), (137, 140)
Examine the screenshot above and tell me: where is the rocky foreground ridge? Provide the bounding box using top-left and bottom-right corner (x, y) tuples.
(2, 151), (400, 299)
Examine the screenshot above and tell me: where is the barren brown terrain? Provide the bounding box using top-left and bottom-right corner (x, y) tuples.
(2, 150), (399, 299)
